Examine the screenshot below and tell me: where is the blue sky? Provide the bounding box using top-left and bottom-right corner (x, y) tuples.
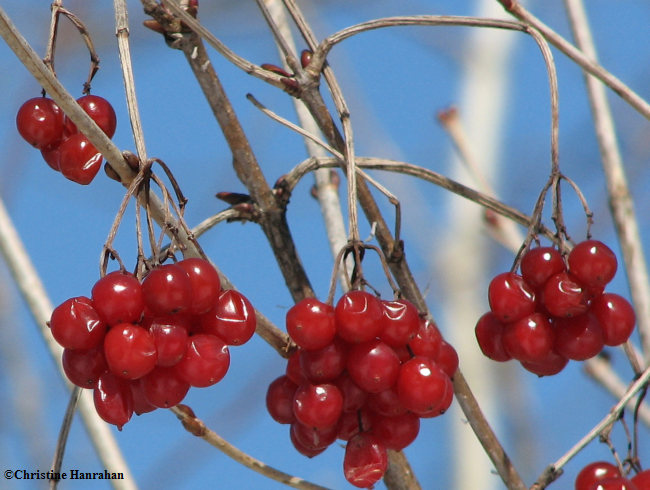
(1, 1), (650, 489)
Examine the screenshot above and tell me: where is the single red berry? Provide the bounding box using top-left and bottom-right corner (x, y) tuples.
(41, 143), (62, 171)
(299, 337), (347, 383)
(435, 340), (459, 379)
(266, 375), (298, 424)
(129, 380), (157, 415)
(520, 349), (568, 377)
(474, 312), (512, 362)
(58, 133), (103, 185)
(199, 289), (256, 346)
(50, 296), (106, 350)
(370, 412), (420, 451)
(488, 272), (536, 323)
(335, 290), (384, 343)
(568, 240), (618, 290)
(147, 317), (189, 366)
(501, 312), (555, 363)
(62, 345), (107, 388)
(93, 372), (133, 430)
(292, 382), (343, 430)
(16, 97), (64, 148)
(415, 377), (453, 417)
(65, 94), (117, 138)
(409, 317), (443, 360)
(554, 314), (604, 361)
(587, 478), (638, 490)
(285, 349), (307, 385)
(366, 386), (407, 417)
(631, 470), (650, 488)
(346, 339), (401, 394)
(334, 372), (368, 413)
(91, 271), (144, 326)
(379, 298), (420, 347)
(104, 323), (158, 379)
(590, 293), (636, 346)
(290, 420), (339, 452)
(541, 271), (590, 318)
(176, 257), (221, 315)
(343, 432), (388, 488)
(520, 246), (566, 290)
(140, 366), (190, 408)
(337, 408), (373, 442)
(397, 356), (449, 415)
(289, 424), (327, 458)
(142, 264), (193, 316)
(286, 298), (336, 351)
(174, 333), (230, 387)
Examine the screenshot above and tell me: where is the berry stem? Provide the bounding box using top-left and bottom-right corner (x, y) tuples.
(49, 387), (82, 483)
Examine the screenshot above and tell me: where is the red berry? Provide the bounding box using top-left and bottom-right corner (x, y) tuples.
(199, 289), (256, 346)
(104, 323), (158, 379)
(366, 386), (407, 417)
(346, 339), (401, 394)
(409, 317), (443, 359)
(58, 133), (103, 184)
(397, 356), (449, 415)
(631, 470), (650, 488)
(142, 264), (193, 316)
(488, 272), (536, 323)
(474, 312), (512, 362)
(176, 258), (221, 315)
(91, 271), (144, 326)
(174, 333), (230, 387)
(16, 97), (64, 148)
(266, 375), (298, 424)
(129, 380), (157, 415)
(289, 424), (327, 458)
(554, 314), (604, 361)
(292, 382), (343, 429)
(501, 312), (554, 363)
(587, 478), (638, 490)
(370, 412), (420, 451)
(299, 337), (347, 383)
(147, 317), (189, 366)
(541, 272), (590, 318)
(290, 420), (339, 451)
(334, 372), (368, 413)
(520, 349), (568, 377)
(140, 366), (190, 408)
(379, 298), (420, 347)
(590, 293), (636, 346)
(568, 240), (618, 290)
(520, 246), (566, 290)
(343, 432), (388, 488)
(50, 296), (106, 350)
(62, 345), (107, 388)
(41, 143), (62, 171)
(93, 372), (133, 430)
(335, 290), (384, 343)
(338, 408), (373, 442)
(286, 298), (336, 351)
(415, 378), (453, 417)
(66, 94), (117, 138)
(435, 340), (459, 379)
(285, 349), (307, 385)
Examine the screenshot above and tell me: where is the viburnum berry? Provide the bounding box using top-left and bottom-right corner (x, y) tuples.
(346, 339), (401, 394)
(93, 372), (134, 430)
(520, 349), (568, 377)
(104, 323), (157, 379)
(334, 372), (368, 413)
(176, 257), (221, 315)
(16, 97), (64, 149)
(292, 382), (343, 430)
(541, 271), (590, 318)
(147, 317), (189, 367)
(91, 271), (144, 325)
(343, 432), (388, 489)
(337, 408), (373, 442)
(289, 424), (327, 459)
(488, 272), (536, 323)
(575, 461), (622, 490)
(590, 293), (636, 346)
(631, 470), (650, 488)
(409, 317), (443, 359)
(199, 289), (256, 346)
(501, 312), (554, 363)
(65, 94), (117, 138)
(41, 143), (62, 171)
(520, 246), (566, 290)
(49, 296), (107, 350)
(568, 240), (618, 290)
(174, 333), (230, 387)
(366, 386), (407, 417)
(379, 298), (420, 347)
(58, 133), (103, 185)
(370, 411), (420, 451)
(435, 340), (459, 379)
(286, 298), (336, 351)
(285, 349), (307, 385)
(397, 356), (450, 415)
(62, 345), (108, 389)
(290, 420), (339, 452)
(587, 477), (638, 489)
(142, 264), (193, 316)
(266, 375), (298, 424)
(474, 312), (512, 362)
(554, 313), (604, 361)
(140, 366), (190, 408)
(299, 337), (348, 383)
(335, 290), (384, 343)
(129, 380), (157, 416)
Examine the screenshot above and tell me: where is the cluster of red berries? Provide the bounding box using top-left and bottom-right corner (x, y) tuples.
(265, 290), (458, 488)
(575, 461), (650, 489)
(475, 240), (635, 376)
(16, 94), (116, 185)
(48, 258), (256, 429)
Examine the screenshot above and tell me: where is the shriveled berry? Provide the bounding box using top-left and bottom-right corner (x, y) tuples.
(343, 432), (388, 488)
(58, 133), (103, 185)
(50, 296), (106, 350)
(520, 349), (568, 377)
(290, 420), (339, 451)
(147, 317), (188, 366)
(199, 289), (256, 346)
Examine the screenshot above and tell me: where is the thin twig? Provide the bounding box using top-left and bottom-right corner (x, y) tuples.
(49, 387), (82, 490)
(169, 405), (330, 490)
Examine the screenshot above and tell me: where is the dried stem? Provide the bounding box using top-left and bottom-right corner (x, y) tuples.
(49, 387), (81, 490)
(169, 405), (329, 490)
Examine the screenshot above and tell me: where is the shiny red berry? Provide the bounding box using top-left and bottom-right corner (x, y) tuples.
(397, 356), (449, 415)
(435, 340), (459, 379)
(502, 312), (555, 363)
(266, 375), (298, 424)
(554, 314), (604, 360)
(541, 271), (590, 318)
(104, 323), (158, 379)
(409, 317), (443, 359)
(286, 298), (336, 351)
(147, 317), (189, 366)
(488, 272), (536, 323)
(631, 470), (650, 488)
(290, 420), (338, 452)
(199, 289), (256, 346)
(174, 334), (230, 387)
(590, 293), (636, 346)
(58, 133), (103, 184)
(49, 296), (106, 350)
(65, 94), (117, 138)
(140, 366), (190, 408)
(379, 298), (420, 347)
(292, 382), (343, 430)
(520, 349), (568, 377)
(474, 312), (512, 362)
(16, 97), (64, 148)
(299, 337), (347, 383)
(370, 411), (420, 451)
(568, 240), (618, 290)
(176, 257), (221, 315)
(335, 290), (384, 343)
(93, 372), (133, 430)
(346, 339), (400, 393)
(142, 264), (193, 316)
(343, 432), (388, 488)
(520, 246), (566, 290)
(91, 271), (144, 326)
(62, 345), (107, 388)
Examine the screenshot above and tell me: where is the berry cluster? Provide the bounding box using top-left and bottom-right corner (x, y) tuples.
(575, 461), (650, 489)
(16, 94), (116, 185)
(475, 240), (635, 376)
(49, 258), (256, 429)
(265, 291), (458, 488)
